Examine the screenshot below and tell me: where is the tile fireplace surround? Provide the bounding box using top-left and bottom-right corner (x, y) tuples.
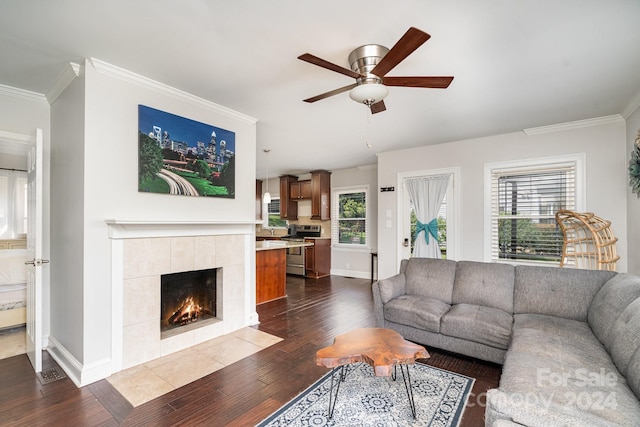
(107, 220), (258, 373)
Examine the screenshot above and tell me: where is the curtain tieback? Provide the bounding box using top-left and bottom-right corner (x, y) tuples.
(415, 219), (439, 244)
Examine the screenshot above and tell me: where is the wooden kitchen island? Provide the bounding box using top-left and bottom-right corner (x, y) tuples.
(256, 240), (312, 304)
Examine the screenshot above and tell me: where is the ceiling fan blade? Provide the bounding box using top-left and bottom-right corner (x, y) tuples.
(298, 53), (364, 79)
(382, 76), (454, 88)
(371, 27), (431, 78)
(370, 100), (386, 114)
(303, 83), (358, 103)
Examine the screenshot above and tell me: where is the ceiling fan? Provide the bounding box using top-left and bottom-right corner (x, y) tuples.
(298, 27), (453, 114)
(298, 27), (454, 114)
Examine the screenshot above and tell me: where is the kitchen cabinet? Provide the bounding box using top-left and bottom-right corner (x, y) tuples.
(311, 170), (331, 220)
(290, 180), (312, 200)
(279, 175), (298, 220)
(305, 238), (331, 278)
(256, 247), (286, 304)
(256, 179), (262, 220)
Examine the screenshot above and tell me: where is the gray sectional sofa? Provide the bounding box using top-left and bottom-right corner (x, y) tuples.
(372, 258), (640, 426)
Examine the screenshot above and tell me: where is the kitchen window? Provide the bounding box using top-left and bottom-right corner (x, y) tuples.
(265, 198), (287, 228)
(332, 187), (368, 247)
(484, 154), (585, 265)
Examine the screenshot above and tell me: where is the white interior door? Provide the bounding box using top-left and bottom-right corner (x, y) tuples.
(26, 128), (44, 373)
(398, 168), (460, 266)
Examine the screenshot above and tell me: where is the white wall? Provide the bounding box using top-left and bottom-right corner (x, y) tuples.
(330, 165), (378, 279)
(626, 106), (640, 274)
(377, 117), (628, 279)
(48, 59), (257, 384)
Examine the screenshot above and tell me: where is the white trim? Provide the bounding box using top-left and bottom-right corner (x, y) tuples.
(331, 185), (370, 249)
(89, 58), (257, 125)
(396, 167), (461, 267)
(0, 83), (47, 104)
(522, 115), (624, 136)
(46, 62), (81, 104)
(0, 130), (31, 155)
(483, 153), (586, 264)
(622, 88), (640, 119)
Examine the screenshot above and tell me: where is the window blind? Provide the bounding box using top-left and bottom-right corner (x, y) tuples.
(490, 162), (576, 263)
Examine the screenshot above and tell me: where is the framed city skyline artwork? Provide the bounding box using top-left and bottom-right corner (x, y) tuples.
(138, 104), (236, 198)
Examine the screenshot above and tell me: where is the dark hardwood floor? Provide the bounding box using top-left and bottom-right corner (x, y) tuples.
(0, 275), (501, 426)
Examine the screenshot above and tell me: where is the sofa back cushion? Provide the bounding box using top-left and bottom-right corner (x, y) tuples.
(588, 273), (640, 350)
(452, 261), (515, 313)
(608, 298), (640, 378)
(404, 258), (457, 304)
(514, 266), (615, 321)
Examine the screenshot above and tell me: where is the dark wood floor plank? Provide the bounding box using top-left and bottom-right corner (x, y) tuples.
(0, 274), (501, 426)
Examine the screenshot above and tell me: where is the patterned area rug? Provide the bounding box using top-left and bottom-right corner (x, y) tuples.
(257, 362), (474, 426)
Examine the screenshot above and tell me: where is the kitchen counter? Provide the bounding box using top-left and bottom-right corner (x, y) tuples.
(255, 240), (313, 304)
(256, 240), (313, 251)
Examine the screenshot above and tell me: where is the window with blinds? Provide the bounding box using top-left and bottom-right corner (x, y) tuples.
(331, 187), (368, 246)
(488, 159), (580, 264)
(266, 198), (287, 228)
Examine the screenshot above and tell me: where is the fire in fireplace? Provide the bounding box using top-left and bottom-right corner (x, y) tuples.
(161, 268), (217, 331)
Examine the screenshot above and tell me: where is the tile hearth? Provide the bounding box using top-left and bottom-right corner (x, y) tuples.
(107, 327), (282, 407)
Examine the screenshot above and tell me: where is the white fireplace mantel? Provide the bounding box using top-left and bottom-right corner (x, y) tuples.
(105, 219), (260, 239)
(105, 219), (259, 376)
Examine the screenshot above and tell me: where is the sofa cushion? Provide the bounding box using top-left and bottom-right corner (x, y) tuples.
(383, 295), (450, 333)
(609, 298), (640, 377)
(514, 265), (615, 322)
(440, 303), (513, 349)
(627, 348), (640, 399)
(404, 257), (457, 304)
(452, 261), (515, 313)
(500, 313), (640, 425)
(588, 273), (640, 350)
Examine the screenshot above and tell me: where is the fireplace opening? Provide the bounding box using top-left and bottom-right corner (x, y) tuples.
(161, 268), (217, 332)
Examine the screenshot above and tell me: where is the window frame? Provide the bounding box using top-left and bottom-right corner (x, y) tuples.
(263, 197), (287, 229)
(483, 154), (586, 265)
(331, 185), (369, 249)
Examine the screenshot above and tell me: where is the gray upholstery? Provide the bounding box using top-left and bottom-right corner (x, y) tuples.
(371, 257), (640, 426)
(514, 265), (615, 321)
(441, 303), (512, 349)
(587, 273), (640, 349)
(404, 257), (457, 303)
(608, 298), (640, 377)
(453, 261), (515, 313)
(384, 295), (449, 333)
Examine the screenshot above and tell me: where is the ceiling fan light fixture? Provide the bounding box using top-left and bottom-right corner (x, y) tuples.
(349, 83), (388, 105)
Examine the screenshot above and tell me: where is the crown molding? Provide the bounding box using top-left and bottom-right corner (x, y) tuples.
(0, 130), (30, 156)
(0, 83), (47, 104)
(622, 88), (640, 119)
(46, 62), (81, 104)
(88, 58), (257, 125)
(523, 114), (625, 136)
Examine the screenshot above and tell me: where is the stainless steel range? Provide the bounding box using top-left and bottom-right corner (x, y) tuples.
(281, 225), (321, 276)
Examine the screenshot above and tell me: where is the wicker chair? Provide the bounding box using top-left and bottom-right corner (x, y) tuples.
(555, 210), (619, 271)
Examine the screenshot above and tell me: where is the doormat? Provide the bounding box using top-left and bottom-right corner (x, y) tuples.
(257, 362), (474, 427)
(36, 366), (67, 385)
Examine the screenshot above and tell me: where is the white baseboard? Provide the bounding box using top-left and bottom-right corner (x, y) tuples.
(330, 269), (372, 280)
(47, 336), (113, 387)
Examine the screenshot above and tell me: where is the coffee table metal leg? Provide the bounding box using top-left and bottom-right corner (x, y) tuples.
(327, 365), (345, 418)
(398, 364), (417, 419)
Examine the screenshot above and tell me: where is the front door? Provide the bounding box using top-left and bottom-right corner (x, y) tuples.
(26, 128), (44, 372)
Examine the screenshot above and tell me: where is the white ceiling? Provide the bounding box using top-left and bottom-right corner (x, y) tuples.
(1, 1), (639, 179)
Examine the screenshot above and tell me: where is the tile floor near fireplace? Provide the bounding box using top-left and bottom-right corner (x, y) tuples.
(107, 326), (282, 407)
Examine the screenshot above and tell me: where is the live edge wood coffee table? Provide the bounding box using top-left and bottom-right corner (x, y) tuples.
(315, 328), (429, 419)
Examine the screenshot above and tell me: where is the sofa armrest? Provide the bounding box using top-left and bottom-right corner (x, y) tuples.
(372, 273), (406, 328)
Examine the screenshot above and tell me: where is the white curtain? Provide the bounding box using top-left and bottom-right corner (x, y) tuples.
(406, 174), (450, 258)
(0, 169), (27, 239)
